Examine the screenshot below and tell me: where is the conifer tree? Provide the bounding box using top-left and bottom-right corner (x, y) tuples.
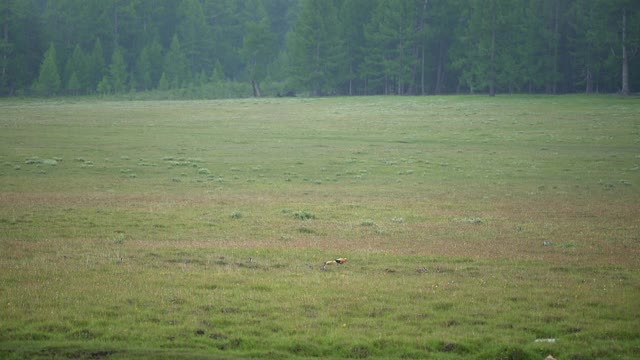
(67, 72), (81, 94)
(33, 42), (60, 96)
(88, 38), (106, 92)
(289, 0), (344, 95)
(364, 0), (419, 95)
(136, 45), (153, 91)
(243, 17), (276, 97)
(164, 34), (188, 88)
(453, 0), (518, 95)
(177, 0), (211, 78)
(158, 72), (169, 91)
(135, 40), (163, 90)
(210, 60), (225, 83)
(64, 44), (88, 93)
(0, 0), (27, 94)
(339, 0), (377, 95)
(96, 75), (111, 95)
(109, 46), (128, 93)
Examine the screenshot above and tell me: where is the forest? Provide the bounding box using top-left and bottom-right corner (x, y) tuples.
(1, 0), (639, 98)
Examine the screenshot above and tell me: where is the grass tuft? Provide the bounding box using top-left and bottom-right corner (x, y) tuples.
(293, 210), (315, 220)
(360, 219), (375, 226)
(297, 227), (315, 234)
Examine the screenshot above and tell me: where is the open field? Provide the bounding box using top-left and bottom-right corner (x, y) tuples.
(0, 95), (639, 359)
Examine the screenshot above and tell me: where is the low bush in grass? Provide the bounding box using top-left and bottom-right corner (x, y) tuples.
(293, 210), (315, 220)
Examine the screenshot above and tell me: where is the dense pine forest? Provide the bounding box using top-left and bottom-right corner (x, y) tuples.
(1, 0), (638, 98)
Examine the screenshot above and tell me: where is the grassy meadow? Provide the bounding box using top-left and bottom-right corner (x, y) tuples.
(0, 95), (639, 359)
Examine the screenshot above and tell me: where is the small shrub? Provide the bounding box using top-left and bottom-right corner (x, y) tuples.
(70, 328), (98, 340)
(25, 157), (43, 165)
(230, 211), (242, 219)
(110, 233), (126, 245)
(293, 210), (315, 220)
(433, 302), (455, 311)
(288, 342), (321, 357)
(361, 219), (375, 227)
(197, 167), (211, 175)
(458, 217), (484, 225)
(121, 171), (136, 178)
(439, 341), (469, 354)
(349, 344), (372, 359)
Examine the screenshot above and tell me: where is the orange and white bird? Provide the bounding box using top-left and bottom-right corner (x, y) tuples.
(322, 257), (348, 270)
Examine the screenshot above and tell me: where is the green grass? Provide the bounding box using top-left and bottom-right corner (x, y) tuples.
(1, 95), (639, 359)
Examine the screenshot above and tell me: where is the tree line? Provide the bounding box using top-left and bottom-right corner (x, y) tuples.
(1, 0), (638, 98)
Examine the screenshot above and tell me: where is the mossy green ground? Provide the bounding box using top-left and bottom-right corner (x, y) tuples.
(1, 95), (639, 359)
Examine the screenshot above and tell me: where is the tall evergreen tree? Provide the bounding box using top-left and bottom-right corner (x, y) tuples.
(43, 0), (85, 50)
(1, 0), (42, 95)
(108, 46), (128, 93)
(0, 0), (18, 94)
(210, 59), (225, 83)
(164, 34), (188, 88)
(148, 40), (165, 86)
(494, 0), (525, 94)
(242, 15), (276, 97)
(135, 40), (163, 90)
(88, 38), (106, 92)
(517, 0), (548, 93)
(158, 71), (169, 91)
(109, 0), (139, 53)
(426, 0), (463, 94)
(177, 0), (211, 79)
(289, 0), (344, 95)
(134, 40), (164, 90)
(614, 0), (640, 95)
(339, 0), (376, 95)
(204, 0), (251, 81)
(64, 44), (88, 93)
(568, 0), (608, 93)
(453, 0), (520, 95)
(264, 0), (301, 50)
(33, 42), (61, 96)
(67, 72), (81, 95)
(135, 44), (153, 91)
(365, 0), (423, 95)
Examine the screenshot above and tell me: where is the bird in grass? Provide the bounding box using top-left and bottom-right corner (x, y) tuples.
(322, 257), (348, 270)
